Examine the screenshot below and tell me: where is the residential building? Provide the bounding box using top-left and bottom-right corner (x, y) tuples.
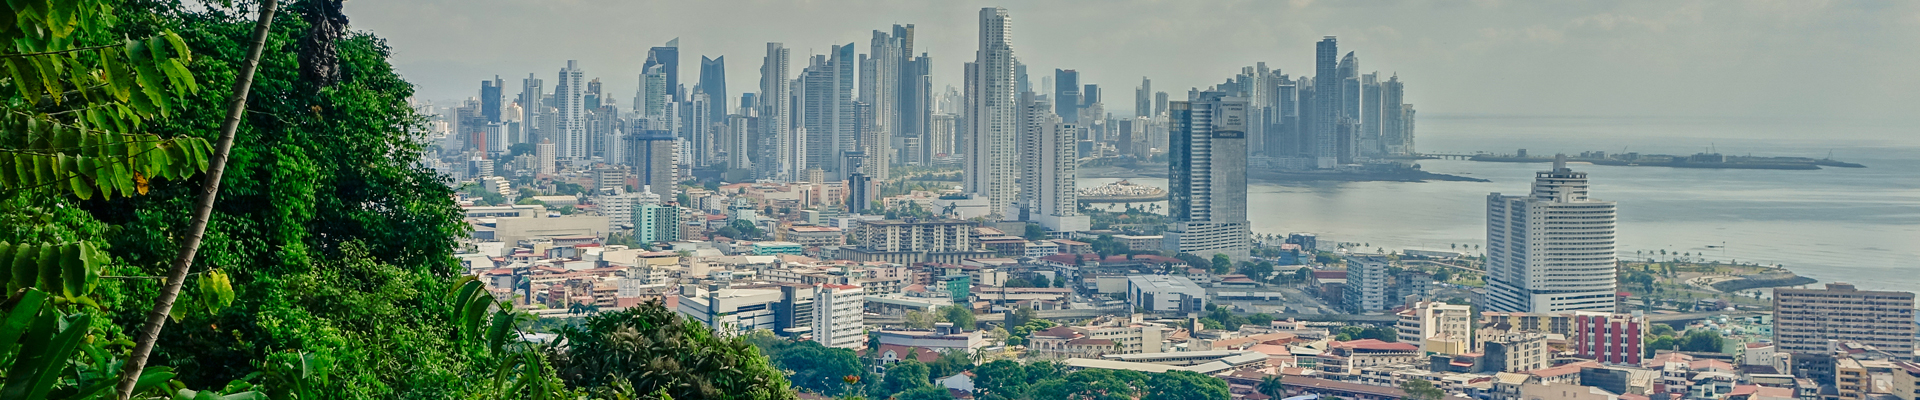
(779, 225), (846, 247)
(1126, 275), (1205, 312)
(795, 44), (857, 179)
(811, 284), (865, 350)
(1346, 254), (1389, 312)
(676, 284), (784, 336)
(761, 43), (798, 181)
(1318, 339), (1422, 378)
(1163, 91), (1251, 261)
(840, 219), (989, 264)
(964, 7), (1020, 219)
(1396, 301), (1472, 353)
(1482, 332), (1550, 372)
(1773, 283), (1915, 356)
(555, 60), (587, 159)
(1573, 311), (1646, 365)
(1485, 156), (1619, 313)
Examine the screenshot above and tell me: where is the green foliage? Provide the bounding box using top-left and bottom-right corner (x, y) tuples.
(924, 350), (973, 386)
(970, 360), (1226, 400)
(0, 288), (217, 399)
(551, 303), (796, 400)
(938, 305), (975, 329)
(1143, 371), (1230, 400)
(1681, 329), (1725, 353)
(0, 241), (105, 304)
(1237, 261), (1274, 282)
(892, 386), (955, 400)
(1022, 223), (1047, 240)
(877, 360), (931, 398)
(1003, 317), (1056, 347)
(1335, 325), (1399, 342)
(1210, 254), (1231, 275)
(1399, 379), (1445, 400)
(761, 340), (867, 397)
(1257, 375), (1287, 399)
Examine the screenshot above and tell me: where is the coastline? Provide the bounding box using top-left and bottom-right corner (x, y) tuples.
(1079, 165), (1490, 183)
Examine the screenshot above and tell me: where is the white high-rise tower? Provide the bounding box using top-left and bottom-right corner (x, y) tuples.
(555, 60), (587, 160)
(761, 43), (798, 181)
(1485, 155), (1619, 313)
(965, 7), (1019, 219)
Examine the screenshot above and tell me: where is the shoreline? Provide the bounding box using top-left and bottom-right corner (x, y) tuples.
(1079, 165), (1490, 183)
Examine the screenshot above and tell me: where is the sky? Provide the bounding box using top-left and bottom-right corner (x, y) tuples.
(350, 0), (1920, 124)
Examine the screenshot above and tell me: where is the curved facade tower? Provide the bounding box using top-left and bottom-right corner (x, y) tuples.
(1485, 155), (1619, 313)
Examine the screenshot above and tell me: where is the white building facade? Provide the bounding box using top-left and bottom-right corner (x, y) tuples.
(1485, 156), (1619, 313)
(811, 284), (866, 350)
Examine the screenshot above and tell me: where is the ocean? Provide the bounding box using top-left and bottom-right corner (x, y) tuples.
(1077, 115), (1920, 294)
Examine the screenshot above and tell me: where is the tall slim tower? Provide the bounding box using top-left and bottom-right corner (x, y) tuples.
(555, 60), (587, 160)
(699, 56), (727, 122)
(1312, 36), (1339, 168)
(1382, 75), (1410, 156)
(480, 76), (505, 123)
(1053, 69), (1080, 124)
(518, 74), (543, 144)
(761, 43), (796, 181)
(1164, 91), (1250, 261)
(1360, 72), (1382, 155)
(1136, 77), (1152, 119)
(862, 29), (906, 181)
(644, 38), (680, 101)
(1485, 155), (1619, 313)
(965, 7), (1019, 219)
(795, 45), (856, 178)
(1337, 51), (1361, 163)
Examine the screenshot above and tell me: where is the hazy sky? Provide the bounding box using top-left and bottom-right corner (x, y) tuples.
(351, 0), (1920, 122)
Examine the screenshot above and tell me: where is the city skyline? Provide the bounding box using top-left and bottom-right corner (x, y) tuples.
(358, 1), (1920, 125)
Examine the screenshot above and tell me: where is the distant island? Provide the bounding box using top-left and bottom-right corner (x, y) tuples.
(1421, 149), (1867, 170)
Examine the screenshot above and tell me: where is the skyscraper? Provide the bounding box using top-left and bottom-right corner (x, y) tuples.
(1020, 94), (1086, 232)
(761, 43), (796, 181)
(1053, 69), (1080, 124)
(1337, 51), (1361, 163)
(1312, 36), (1339, 168)
(699, 56), (727, 122)
(1381, 75), (1413, 156)
(1485, 156), (1619, 313)
(555, 60), (587, 160)
(638, 65), (669, 120)
(1360, 72), (1382, 155)
(1135, 77), (1151, 119)
(965, 7), (1020, 219)
(862, 29), (906, 181)
(644, 38), (680, 101)
(480, 76), (504, 123)
(1163, 91), (1250, 261)
(518, 74), (543, 145)
(795, 44), (856, 178)
(622, 129), (677, 199)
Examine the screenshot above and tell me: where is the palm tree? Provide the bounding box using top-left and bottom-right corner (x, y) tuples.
(1258, 375), (1288, 399)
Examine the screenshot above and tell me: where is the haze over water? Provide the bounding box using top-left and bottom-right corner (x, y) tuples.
(1081, 115), (1920, 294)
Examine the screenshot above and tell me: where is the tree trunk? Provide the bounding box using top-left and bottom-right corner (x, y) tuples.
(115, 1), (280, 398)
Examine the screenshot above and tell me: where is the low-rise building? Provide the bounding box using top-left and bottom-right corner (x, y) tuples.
(1127, 275), (1206, 312)
(1396, 301), (1473, 354)
(780, 225), (846, 247)
(1318, 339), (1422, 378)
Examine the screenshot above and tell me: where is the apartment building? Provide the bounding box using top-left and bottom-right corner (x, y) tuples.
(1773, 283), (1916, 356)
(1573, 311), (1646, 365)
(1397, 301), (1473, 354)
